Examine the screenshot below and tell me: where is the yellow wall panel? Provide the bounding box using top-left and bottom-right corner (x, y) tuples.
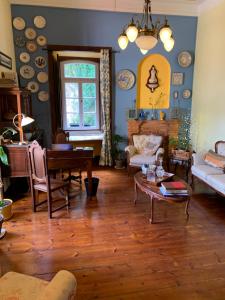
(136, 54), (171, 109)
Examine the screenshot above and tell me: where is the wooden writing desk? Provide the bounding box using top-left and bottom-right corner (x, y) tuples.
(47, 149), (93, 198)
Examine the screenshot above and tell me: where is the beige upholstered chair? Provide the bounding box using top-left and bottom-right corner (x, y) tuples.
(0, 270), (77, 300)
(125, 133), (166, 173)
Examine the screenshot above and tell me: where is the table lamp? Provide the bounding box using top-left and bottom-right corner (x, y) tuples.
(13, 113), (35, 144)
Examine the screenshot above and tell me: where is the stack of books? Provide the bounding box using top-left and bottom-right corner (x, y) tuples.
(160, 181), (188, 196)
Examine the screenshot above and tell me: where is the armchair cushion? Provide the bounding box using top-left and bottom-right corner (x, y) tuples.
(130, 154), (157, 166)
(132, 134), (163, 155)
(203, 150), (225, 170)
(125, 145), (137, 157)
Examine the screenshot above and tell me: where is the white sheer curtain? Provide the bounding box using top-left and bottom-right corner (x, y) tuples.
(99, 49), (112, 166)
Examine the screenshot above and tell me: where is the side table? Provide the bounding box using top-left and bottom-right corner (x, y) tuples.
(169, 153), (192, 182)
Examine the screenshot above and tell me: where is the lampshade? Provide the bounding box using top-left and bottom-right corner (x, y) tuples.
(21, 115), (34, 127)
(126, 19), (138, 42)
(118, 33), (129, 50)
(140, 48), (148, 55)
(159, 24), (172, 43)
(135, 30), (158, 51)
(164, 36), (175, 52)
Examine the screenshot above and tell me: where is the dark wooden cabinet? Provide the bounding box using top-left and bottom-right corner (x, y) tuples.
(0, 87), (32, 142)
(4, 145), (29, 178)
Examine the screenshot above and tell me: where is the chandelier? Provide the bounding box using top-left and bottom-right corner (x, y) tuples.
(118, 0), (175, 54)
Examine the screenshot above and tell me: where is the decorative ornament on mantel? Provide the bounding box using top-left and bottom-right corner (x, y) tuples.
(117, 0), (175, 54)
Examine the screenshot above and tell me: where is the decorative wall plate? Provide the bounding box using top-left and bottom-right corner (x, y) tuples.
(116, 69), (135, 90)
(35, 56), (47, 68)
(26, 41), (37, 53)
(178, 51), (192, 68)
(27, 81), (39, 93)
(38, 91), (49, 102)
(37, 71), (48, 83)
(20, 65), (35, 79)
(182, 89), (192, 99)
(25, 28), (37, 40)
(19, 52), (30, 63)
(34, 16), (46, 29)
(37, 35), (47, 46)
(15, 36), (26, 48)
(13, 17), (26, 30)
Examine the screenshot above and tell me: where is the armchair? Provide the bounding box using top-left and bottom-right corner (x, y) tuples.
(125, 133), (166, 174)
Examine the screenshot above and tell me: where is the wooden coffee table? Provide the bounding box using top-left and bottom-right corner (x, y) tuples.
(134, 171), (192, 224)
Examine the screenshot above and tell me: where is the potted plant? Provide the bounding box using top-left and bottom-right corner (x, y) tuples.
(111, 134), (127, 169)
(0, 147), (13, 220)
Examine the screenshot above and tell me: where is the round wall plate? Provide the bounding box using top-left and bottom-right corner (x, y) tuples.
(37, 71), (48, 83)
(26, 41), (37, 53)
(27, 81), (39, 93)
(37, 35), (47, 46)
(13, 17), (26, 30)
(20, 65), (35, 79)
(25, 27), (37, 40)
(34, 16), (46, 29)
(182, 89), (192, 99)
(116, 69), (135, 90)
(38, 91), (49, 102)
(19, 52), (30, 63)
(178, 51), (192, 68)
(35, 56), (47, 68)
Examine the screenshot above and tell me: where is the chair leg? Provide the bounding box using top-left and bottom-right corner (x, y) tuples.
(79, 170), (82, 185)
(31, 187), (37, 212)
(47, 192), (53, 219)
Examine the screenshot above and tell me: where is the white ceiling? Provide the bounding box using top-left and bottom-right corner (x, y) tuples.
(10, 0), (218, 16)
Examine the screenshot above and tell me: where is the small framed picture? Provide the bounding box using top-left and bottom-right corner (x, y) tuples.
(0, 52), (12, 70)
(127, 109), (138, 120)
(172, 72), (184, 85)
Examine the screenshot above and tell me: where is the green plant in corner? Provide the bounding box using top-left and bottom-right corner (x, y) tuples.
(111, 134), (127, 169)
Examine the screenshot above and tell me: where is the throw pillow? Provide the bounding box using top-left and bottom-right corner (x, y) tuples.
(142, 142), (159, 156)
(204, 150), (225, 170)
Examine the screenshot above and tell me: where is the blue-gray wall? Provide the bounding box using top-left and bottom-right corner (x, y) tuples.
(11, 5), (198, 145)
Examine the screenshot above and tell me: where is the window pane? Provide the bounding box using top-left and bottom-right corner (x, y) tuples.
(65, 83), (79, 98)
(64, 63), (96, 78)
(82, 83), (96, 98)
(83, 113), (96, 127)
(83, 98), (96, 113)
(66, 98), (79, 113)
(67, 114), (80, 127)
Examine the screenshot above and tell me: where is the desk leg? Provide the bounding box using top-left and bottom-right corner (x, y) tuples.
(87, 159), (92, 200)
(185, 197), (190, 221)
(149, 195), (154, 224)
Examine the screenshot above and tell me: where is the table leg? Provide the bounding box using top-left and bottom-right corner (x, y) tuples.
(149, 195), (154, 224)
(134, 182), (138, 205)
(87, 159), (92, 200)
(185, 197), (190, 221)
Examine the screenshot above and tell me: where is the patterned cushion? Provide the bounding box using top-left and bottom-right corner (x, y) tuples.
(132, 134), (162, 155)
(204, 150), (225, 169)
(130, 154), (156, 166)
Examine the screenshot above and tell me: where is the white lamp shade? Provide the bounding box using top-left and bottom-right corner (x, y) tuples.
(126, 25), (138, 43)
(159, 26), (172, 43)
(21, 115), (35, 127)
(140, 48), (148, 55)
(118, 34), (129, 50)
(135, 34), (158, 51)
(164, 36), (175, 52)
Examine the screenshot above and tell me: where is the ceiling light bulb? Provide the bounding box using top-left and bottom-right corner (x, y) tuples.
(140, 48), (148, 55)
(126, 19), (138, 42)
(159, 24), (172, 43)
(118, 33), (129, 50)
(164, 36), (175, 52)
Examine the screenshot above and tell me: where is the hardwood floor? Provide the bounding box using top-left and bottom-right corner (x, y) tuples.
(1, 169), (225, 299)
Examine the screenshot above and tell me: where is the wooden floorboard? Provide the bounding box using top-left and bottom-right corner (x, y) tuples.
(1, 169), (225, 299)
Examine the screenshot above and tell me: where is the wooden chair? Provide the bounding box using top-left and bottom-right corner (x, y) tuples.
(53, 128), (82, 185)
(27, 140), (70, 219)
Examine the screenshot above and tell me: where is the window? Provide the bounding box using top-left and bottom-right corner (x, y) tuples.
(60, 60), (100, 132)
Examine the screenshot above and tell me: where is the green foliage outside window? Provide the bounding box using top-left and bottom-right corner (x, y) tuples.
(64, 63), (96, 78)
